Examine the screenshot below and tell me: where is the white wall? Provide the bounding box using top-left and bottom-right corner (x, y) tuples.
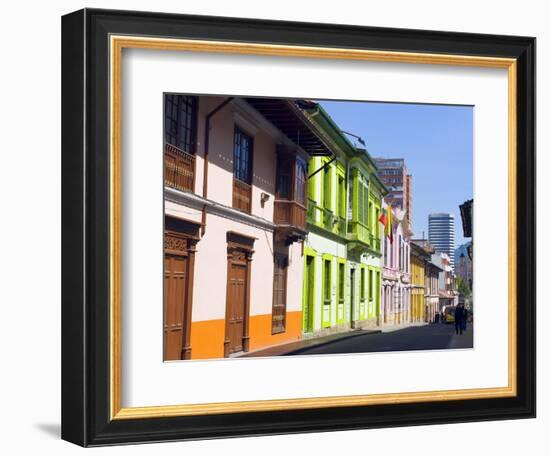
(0, 1), (545, 455)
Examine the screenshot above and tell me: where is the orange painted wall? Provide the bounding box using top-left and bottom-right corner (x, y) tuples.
(190, 319), (225, 359)
(249, 311), (302, 351)
(189, 311), (302, 360)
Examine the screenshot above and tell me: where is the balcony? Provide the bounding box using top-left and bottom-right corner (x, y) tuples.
(306, 198), (323, 227)
(164, 143), (195, 192)
(383, 266), (399, 281)
(232, 178), (252, 213)
(274, 199), (307, 245)
(347, 220), (370, 245)
(335, 216), (346, 236)
(322, 207), (335, 231)
(274, 200), (306, 231)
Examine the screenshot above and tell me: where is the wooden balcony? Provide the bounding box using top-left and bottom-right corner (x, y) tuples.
(232, 178), (252, 213)
(164, 143), (195, 192)
(274, 200), (306, 231)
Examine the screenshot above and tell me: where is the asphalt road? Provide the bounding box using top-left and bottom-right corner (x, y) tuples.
(285, 323), (473, 356)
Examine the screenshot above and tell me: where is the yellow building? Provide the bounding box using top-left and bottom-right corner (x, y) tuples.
(410, 243), (430, 322)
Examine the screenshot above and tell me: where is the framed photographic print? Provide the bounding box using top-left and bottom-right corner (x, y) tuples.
(61, 8), (536, 447)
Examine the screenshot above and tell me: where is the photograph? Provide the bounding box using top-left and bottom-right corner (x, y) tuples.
(57, 6), (536, 447)
(163, 94), (474, 361)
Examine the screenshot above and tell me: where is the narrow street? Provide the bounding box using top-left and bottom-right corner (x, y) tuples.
(285, 323), (473, 356)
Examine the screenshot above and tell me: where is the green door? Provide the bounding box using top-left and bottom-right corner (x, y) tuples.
(303, 255), (315, 333)
(350, 268), (356, 328)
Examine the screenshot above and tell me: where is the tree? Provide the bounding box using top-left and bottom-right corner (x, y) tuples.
(456, 277), (472, 299)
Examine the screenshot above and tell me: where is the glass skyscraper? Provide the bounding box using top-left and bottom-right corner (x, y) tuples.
(428, 213), (456, 270)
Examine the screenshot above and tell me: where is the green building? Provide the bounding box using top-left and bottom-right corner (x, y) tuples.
(300, 103), (387, 336)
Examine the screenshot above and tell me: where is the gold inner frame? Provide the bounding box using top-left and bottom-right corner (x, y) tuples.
(109, 35), (517, 420)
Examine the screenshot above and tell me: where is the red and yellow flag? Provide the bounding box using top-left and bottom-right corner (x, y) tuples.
(386, 204), (393, 243)
(379, 205), (393, 243)
(378, 205), (393, 243)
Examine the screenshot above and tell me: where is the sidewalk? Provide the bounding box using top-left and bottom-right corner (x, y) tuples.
(237, 328), (381, 358)
(379, 322), (429, 333)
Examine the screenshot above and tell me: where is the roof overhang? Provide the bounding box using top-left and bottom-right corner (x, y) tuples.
(244, 98), (333, 157)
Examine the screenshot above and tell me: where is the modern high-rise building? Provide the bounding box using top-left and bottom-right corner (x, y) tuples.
(373, 158), (412, 228)
(428, 213), (456, 270)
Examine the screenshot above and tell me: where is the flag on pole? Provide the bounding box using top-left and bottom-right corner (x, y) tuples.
(386, 204), (393, 243)
(378, 211), (387, 227)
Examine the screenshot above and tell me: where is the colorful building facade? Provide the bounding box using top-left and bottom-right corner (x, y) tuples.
(425, 259), (443, 323)
(432, 252), (459, 314)
(163, 95), (333, 360)
(381, 204), (411, 325)
(302, 105), (386, 336)
(410, 242), (429, 323)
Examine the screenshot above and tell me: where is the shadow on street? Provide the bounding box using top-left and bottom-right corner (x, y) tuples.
(284, 323), (473, 356)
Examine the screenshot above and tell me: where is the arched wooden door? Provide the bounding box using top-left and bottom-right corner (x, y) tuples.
(224, 232), (255, 357)
(164, 247), (188, 360)
(163, 217), (200, 361)
(226, 253), (248, 354)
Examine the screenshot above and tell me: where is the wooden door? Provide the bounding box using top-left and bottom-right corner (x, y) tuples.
(272, 253), (288, 334)
(164, 252), (188, 360)
(227, 254), (248, 354)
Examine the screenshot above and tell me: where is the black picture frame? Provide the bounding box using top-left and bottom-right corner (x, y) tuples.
(62, 8), (536, 447)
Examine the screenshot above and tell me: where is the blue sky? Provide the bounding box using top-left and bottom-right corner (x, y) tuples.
(318, 100), (473, 247)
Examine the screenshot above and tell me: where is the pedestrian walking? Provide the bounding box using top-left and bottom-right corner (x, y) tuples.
(454, 304), (465, 335)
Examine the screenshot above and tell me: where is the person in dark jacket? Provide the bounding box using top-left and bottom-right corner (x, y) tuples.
(454, 304), (465, 335)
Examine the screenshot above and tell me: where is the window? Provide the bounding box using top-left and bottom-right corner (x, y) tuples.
(358, 179), (364, 221)
(164, 95), (198, 152)
(323, 259), (332, 303)
(308, 158), (316, 203)
(376, 271), (381, 312)
(356, 174), (369, 225)
(272, 253), (288, 334)
(348, 178), (354, 219)
(360, 267), (366, 301)
(233, 128), (253, 184)
(275, 151), (307, 203)
(368, 269), (373, 301)
(338, 262), (345, 303)
(337, 176), (346, 218)
(368, 200), (373, 232)
(323, 164), (331, 209)
(295, 158), (307, 205)
(384, 236), (388, 266)
(276, 156), (291, 199)
(375, 207), (380, 238)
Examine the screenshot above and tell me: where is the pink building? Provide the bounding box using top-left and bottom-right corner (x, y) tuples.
(380, 203), (412, 325)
